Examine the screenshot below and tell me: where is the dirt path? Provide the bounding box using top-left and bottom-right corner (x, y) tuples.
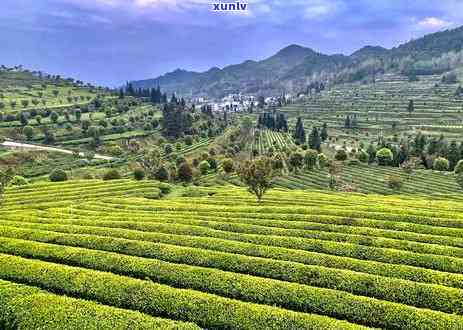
(1, 140), (113, 160)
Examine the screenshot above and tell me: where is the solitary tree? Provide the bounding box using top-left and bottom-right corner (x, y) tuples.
(238, 157), (275, 202)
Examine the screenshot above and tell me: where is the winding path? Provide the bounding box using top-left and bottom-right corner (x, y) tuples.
(1, 140), (113, 160)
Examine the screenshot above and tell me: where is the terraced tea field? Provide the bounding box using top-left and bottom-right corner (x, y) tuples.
(1, 179), (463, 329)
(274, 164), (463, 199)
(280, 73), (463, 143)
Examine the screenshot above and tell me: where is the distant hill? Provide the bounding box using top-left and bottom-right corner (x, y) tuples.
(131, 25), (463, 97)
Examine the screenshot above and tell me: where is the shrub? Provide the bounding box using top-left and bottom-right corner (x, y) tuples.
(456, 173), (463, 190)
(164, 144), (173, 155)
(11, 176), (28, 186)
(133, 168), (145, 181)
(199, 160), (210, 175)
(158, 182), (172, 194)
(222, 158), (234, 174)
(184, 136), (194, 146)
(22, 126), (34, 140)
(103, 169), (121, 181)
(177, 163), (193, 182)
(357, 150), (369, 163)
(207, 158), (218, 171)
(49, 169), (67, 182)
(387, 175), (403, 191)
(317, 153), (328, 169)
(334, 149), (348, 161)
(376, 148), (393, 166)
(181, 187), (208, 197)
(454, 160), (463, 174)
(304, 149), (318, 170)
(155, 166), (169, 182)
(433, 157), (450, 171)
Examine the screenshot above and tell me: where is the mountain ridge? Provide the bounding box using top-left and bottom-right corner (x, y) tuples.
(131, 25), (463, 97)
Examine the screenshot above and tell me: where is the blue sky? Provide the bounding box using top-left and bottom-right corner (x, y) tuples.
(1, 0), (463, 86)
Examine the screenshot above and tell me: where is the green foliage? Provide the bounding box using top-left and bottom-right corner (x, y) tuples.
(376, 148), (393, 166)
(0, 280), (198, 330)
(238, 157), (275, 202)
(103, 169), (122, 181)
(335, 149), (348, 161)
(199, 160), (210, 175)
(10, 176), (28, 186)
(433, 157), (450, 171)
(133, 168), (146, 181)
(455, 160), (463, 174)
(49, 169), (67, 182)
(387, 175), (404, 191)
(222, 158), (235, 174)
(177, 162), (193, 182)
(357, 150), (369, 163)
(304, 149), (318, 170)
(155, 166), (169, 182)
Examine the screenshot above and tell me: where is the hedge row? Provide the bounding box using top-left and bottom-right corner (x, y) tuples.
(1, 223), (462, 290)
(1, 235), (462, 316)
(64, 202), (463, 243)
(0, 254), (366, 330)
(46, 206), (463, 257)
(0, 279), (199, 330)
(4, 213), (462, 273)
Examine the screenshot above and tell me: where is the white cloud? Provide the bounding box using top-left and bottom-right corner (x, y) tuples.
(416, 17), (452, 30)
(302, 0), (344, 20)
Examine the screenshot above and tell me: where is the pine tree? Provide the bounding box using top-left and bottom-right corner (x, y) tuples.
(321, 123), (328, 141)
(407, 100), (414, 114)
(308, 127), (321, 151)
(344, 115), (351, 129)
(294, 117), (306, 144)
(118, 88), (124, 99)
(448, 141), (460, 170)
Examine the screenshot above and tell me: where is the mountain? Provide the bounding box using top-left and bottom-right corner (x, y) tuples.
(131, 25), (463, 97)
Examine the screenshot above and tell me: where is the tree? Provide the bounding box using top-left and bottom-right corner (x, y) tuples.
(308, 127), (321, 151)
(357, 150), (369, 163)
(199, 160), (210, 175)
(238, 157), (275, 202)
(177, 162), (193, 182)
(50, 111), (59, 123)
(304, 149), (318, 170)
(288, 152), (304, 172)
(366, 144), (376, 163)
(317, 153), (328, 169)
(454, 160), (463, 175)
(320, 123), (328, 142)
(49, 169), (67, 182)
(21, 99), (29, 108)
(387, 175), (403, 191)
(103, 169), (122, 181)
(222, 158), (234, 174)
(138, 148), (162, 179)
(293, 117), (306, 144)
(376, 148), (393, 166)
(23, 125), (34, 140)
(334, 149), (348, 161)
(155, 165), (169, 182)
(0, 167), (14, 205)
(433, 157), (450, 171)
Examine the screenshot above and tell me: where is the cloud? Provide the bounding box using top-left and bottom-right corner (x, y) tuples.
(416, 17), (452, 30)
(302, 0), (344, 20)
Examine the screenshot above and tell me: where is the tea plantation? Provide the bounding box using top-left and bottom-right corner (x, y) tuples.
(1, 179), (463, 329)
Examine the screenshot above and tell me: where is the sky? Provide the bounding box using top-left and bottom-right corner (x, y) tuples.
(1, 0), (463, 87)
